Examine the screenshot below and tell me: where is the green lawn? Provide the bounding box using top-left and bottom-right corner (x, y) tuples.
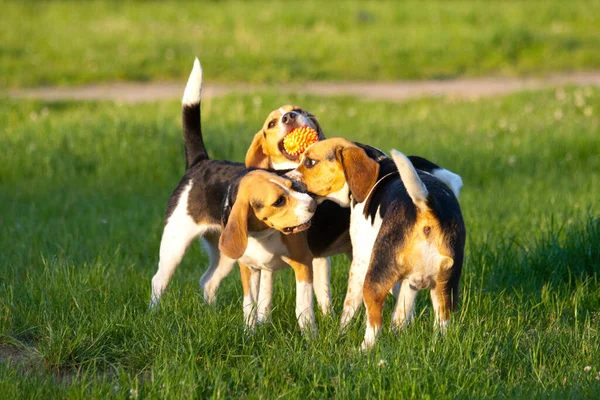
(2, 1), (600, 88)
(1, 87), (599, 398)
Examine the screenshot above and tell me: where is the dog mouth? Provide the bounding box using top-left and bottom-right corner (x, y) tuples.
(282, 220), (311, 234)
(278, 126), (310, 161)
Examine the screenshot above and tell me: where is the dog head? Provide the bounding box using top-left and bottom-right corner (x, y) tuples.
(219, 170), (317, 259)
(286, 138), (380, 207)
(245, 105), (325, 170)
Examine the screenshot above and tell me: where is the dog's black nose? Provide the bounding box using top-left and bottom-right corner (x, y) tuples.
(289, 178), (308, 194)
(281, 112), (297, 125)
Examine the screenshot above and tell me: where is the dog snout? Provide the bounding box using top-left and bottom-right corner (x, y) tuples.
(281, 112), (297, 125)
(290, 178), (308, 194)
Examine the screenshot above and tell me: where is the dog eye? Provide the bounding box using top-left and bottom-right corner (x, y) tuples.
(304, 157), (318, 168)
(268, 119), (277, 129)
(272, 195), (286, 207)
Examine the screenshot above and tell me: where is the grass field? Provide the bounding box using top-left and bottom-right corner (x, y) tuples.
(2, 1), (600, 88)
(1, 86), (599, 398)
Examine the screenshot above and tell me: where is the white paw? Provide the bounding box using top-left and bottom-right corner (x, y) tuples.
(340, 308), (355, 330)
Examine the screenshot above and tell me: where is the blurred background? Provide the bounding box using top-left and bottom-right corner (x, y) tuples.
(2, 1), (600, 87)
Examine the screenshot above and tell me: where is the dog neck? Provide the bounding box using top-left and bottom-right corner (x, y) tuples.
(322, 182), (351, 208)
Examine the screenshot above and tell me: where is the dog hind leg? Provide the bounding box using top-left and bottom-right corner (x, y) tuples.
(199, 231), (236, 304)
(150, 211), (202, 308)
(391, 279), (418, 331)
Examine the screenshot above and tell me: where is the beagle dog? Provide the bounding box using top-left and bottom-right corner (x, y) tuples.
(244, 105), (349, 315)
(150, 59), (320, 332)
(245, 105), (325, 170)
(287, 138), (466, 349)
(240, 106), (464, 319)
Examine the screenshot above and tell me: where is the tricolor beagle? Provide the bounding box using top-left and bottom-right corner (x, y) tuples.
(287, 138), (466, 349)
(241, 107), (464, 321)
(150, 59), (319, 332)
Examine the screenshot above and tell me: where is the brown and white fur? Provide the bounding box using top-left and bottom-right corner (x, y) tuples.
(244, 104), (342, 316)
(287, 138), (466, 349)
(150, 59), (320, 332)
(241, 107), (464, 319)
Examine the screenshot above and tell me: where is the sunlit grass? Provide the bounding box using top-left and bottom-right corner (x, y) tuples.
(0, 88), (599, 397)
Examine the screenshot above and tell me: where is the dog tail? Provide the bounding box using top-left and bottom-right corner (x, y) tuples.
(182, 58), (208, 168)
(391, 149), (429, 212)
(407, 156), (463, 198)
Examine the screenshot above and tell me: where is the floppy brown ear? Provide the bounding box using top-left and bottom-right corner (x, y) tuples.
(245, 131), (270, 168)
(219, 197), (249, 259)
(339, 146), (380, 203)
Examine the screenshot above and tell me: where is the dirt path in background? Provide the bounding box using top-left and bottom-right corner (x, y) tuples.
(7, 72), (600, 103)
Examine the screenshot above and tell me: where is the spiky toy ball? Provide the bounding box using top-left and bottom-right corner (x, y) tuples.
(283, 127), (319, 156)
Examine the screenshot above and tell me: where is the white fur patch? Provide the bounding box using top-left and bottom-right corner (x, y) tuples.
(326, 182), (351, 207)
(295, 280), (316, 333)
(257, 270), (273, 323)
(150, 182), (216, 307)
(361, 319), (380, 351)
(312, 257), (332, 315)
(432, 168), (463, 198)
(182, 58), (202, 106)
(391, 149), (429, 212)
(272, 159), (301, 170)
(239, 229), (288, 271)
(340, 202), (383, 329)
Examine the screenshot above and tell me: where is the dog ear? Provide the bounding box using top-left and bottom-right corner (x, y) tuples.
(219, 195), (249, 260)
(245, 131), (270, 168)
(304, 110), (325, 139)
(339, 146), (380, 203)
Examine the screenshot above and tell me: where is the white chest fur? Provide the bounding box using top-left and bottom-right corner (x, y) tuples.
(238, 229), (289, 271)
(349, 201), (383, 264)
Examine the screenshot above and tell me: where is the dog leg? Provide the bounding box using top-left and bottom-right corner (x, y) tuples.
(391, 279), (418, 331)
(282, 234), (316, 334)
(150, 198), (201, 308)
(361, 256), (403, 350)
(257, 270), (273, 324)
(294, 272), (316, 334)
(361, 285), (385, 351)
(199, 231), (236, 304)
(240, 263), (260, 332)
(312, 257), (332, 316)
(340, 258), (369, 330)
(282, 255), (316, 334)
(430, 285), (452, 333)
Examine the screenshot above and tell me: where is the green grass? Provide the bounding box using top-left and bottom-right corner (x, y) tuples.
(2, 1), (600, 88)
(1, 87), (599, 398)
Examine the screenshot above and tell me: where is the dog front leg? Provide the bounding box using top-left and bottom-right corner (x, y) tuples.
(340, 257), (369, 330)
(282, 256), (316, 334)
(240, 263), (260, 332)
(312, 257), (332, 316)
(256, 270), (273, 324)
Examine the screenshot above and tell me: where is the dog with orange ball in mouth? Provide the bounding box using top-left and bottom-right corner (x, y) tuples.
(245, 105), (324, 170)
